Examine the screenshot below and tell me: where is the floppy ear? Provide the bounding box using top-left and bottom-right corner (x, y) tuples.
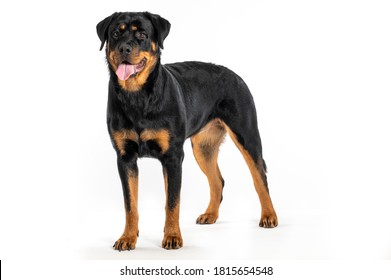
(96, 12), (118, 51)
(143, 12), (171, 49)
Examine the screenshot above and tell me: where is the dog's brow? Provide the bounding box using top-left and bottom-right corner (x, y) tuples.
(131, 19), (142, 26)
(119, 23), (126, 31)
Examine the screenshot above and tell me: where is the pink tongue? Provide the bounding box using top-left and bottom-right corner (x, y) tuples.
(116, 63), (136, 81)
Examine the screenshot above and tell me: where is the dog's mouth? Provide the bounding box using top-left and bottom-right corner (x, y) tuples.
(116, 58), (146, 81)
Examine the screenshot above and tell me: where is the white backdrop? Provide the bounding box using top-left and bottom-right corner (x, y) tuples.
(0, 0), (390, 278)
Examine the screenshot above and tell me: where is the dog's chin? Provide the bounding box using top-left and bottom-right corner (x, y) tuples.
(116, 58), (147, 81)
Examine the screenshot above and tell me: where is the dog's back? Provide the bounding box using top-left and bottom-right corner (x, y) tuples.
(164, 61), (257, 137)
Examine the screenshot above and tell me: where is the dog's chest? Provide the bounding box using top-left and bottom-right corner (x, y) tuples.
(111, 128), (170, 158)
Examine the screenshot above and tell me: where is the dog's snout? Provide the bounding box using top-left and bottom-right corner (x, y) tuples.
(119, 43), (132, 55)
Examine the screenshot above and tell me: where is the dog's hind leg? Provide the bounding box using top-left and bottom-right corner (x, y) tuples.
(191, 119), (227, 224)
(222, 119), (278, 228)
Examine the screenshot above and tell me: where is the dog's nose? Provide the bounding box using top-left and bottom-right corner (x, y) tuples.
(119, 43), (131, 55)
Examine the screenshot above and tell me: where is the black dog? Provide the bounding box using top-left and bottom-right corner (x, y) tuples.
(97, 12), (278, 250)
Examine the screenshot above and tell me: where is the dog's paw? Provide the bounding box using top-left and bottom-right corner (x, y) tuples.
(162, 234), (183, 250)
(196, 213), (218, 224)
(259, 212), (278, 228)
(113, 235), (137, 251)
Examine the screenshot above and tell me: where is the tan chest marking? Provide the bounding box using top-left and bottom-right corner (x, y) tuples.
(140, 129), (171, 154)
(112, 129), (170, 155)
(112, 130), (138, 156)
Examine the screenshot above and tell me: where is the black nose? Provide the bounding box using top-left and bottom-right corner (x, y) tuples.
(119, 43), (131, 55)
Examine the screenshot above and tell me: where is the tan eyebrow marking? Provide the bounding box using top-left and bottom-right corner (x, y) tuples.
(119, 23), (126, 31)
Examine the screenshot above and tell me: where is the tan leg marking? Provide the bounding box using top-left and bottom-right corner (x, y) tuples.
(114, 170), (139, 250)
(162, 171), (183, 249)
(223, 123), (278, 228)
(191, 119), (226, 224)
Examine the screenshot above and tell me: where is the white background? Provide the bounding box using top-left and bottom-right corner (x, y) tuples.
(0, 0), (391, 278)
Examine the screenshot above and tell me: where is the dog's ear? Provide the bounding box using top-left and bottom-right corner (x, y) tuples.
(144, 12), (171, 49)
(97, 12), (118, 51)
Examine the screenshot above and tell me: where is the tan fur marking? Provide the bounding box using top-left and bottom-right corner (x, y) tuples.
(162, 170), (183, 249)
(112, 130), (138, 155)
(125, 170), (139, 235)
(107, 42), (158, 92)
(114, 170), (139, 250)
(140, 129), (170, 153)
(119, 23), (126, 31)
(191, 119), (226, 224)
(151, 42), (157, 52)
(131, 25), (137, 31)
(222, 122), (278, 227)
(118, 51), (158, 92)
(108, 50), (117, 72)
(163, 169), (168, 197)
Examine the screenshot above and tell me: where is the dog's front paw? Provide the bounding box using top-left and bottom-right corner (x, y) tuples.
(196, 213), (218, 224)
(162, 234), (183, 250)
(113, 235), (137, 251)
(259, 211), (278, 228)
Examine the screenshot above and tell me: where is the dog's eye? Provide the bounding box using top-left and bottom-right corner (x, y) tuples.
(136, 32), (147, 40)
(112, 31), (120, 38)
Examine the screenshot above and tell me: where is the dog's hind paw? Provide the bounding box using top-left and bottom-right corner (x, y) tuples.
(196, 213), (218, 224)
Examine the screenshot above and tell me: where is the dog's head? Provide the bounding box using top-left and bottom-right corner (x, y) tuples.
(97, 12), (171, 92)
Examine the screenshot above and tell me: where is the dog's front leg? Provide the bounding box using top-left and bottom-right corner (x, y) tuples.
(113, 157), (139, 251)
(161, 151), (184, 249)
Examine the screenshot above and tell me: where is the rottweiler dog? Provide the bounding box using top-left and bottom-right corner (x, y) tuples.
(97, 12), (278, 250)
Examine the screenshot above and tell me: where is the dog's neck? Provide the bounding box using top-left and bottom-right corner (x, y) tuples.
(109, 58), (167, 117)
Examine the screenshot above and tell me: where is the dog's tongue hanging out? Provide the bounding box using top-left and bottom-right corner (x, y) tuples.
(116, 60), (145, 81)
(116, 63), (137, 81)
